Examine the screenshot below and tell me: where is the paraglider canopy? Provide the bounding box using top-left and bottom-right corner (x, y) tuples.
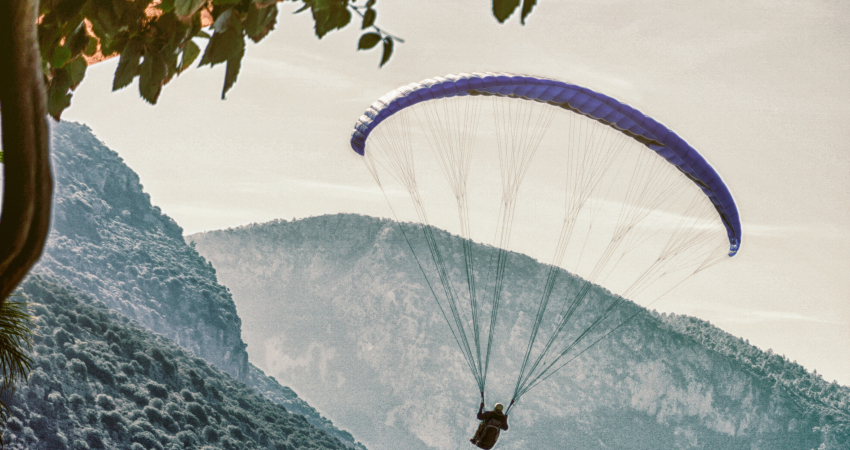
(349, 72), (741, 409)
(351, 72), (740, 255)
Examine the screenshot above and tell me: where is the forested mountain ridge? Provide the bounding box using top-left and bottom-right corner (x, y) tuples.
(5, 276), (351, 450)
(657, 313), (849, 438)
(36, 121), (246, 377)
(190, 214), (850, 450)
(27, 121), (364, 448)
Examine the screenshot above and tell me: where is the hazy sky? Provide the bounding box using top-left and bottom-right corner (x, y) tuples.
(62, 1), (849, 385)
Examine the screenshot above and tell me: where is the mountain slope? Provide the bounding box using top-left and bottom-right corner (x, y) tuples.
(30, 121), (362, 448)
(37, 121), (245, 377)
(5, 276), (349, 450)
(190, 214), (850, 450)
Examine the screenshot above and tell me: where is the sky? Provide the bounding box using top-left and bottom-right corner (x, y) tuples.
(61, 0), (849, 385)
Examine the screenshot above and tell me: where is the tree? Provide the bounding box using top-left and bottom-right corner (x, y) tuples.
(0, 0), (53, 311)
(0, 298), (33, 426)
(36, 0), (406, 119)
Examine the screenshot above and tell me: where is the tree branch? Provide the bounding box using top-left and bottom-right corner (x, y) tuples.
(0, 0), (53, 305)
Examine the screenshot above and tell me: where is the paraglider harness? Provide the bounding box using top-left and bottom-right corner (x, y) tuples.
(471, 396), (511, 449)
(473, 416), (504, 449)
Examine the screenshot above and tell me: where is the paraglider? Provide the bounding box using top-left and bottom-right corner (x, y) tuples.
(470, 401), (509, 449)
(349, 72), (741, 442)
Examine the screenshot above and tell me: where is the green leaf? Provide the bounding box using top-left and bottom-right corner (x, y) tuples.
(312, 2), (351, 39)
(246, 3), (278, 42)
(66, 21), (89, 56)
(312, 7), (331, 38)
(199, 17), (244, 67)
(110, 0), (128, 20)
(51, 46), (72, 68)
(198, 9), (245, 67)
(154, 14), (180, 53)
(89, 1), (119, 36)
(380, 36), (393, 67)
(67, 57), (87, 86)
(174, 0), (207, 18)
(520, 0), (536, 24)
(222, 43), (245, 99)
(212, 9), (234, 33)
(158, 0), (175, 12)
(38, 24), (63, 62)
(84, 36), (98, 56)
(0, 300), (33, 390)
(179, 41), (201, 73)
(361, 8), (375, 29)
(294, 2), (310, 13)
(47, 69), (73, 120)
(139, 53), (168, 104)
(164, 52), (179, 83)
(55, 0), (87, 22)
(331, 4), (352, 31)
(112, 39), (143, 91)
(492, 0), (520, 23)
(101, 32), (129, 58)
(358, 32), (381, 50)
(214, 0), (240, 6)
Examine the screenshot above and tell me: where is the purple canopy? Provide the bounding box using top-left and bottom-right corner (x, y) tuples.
(350, 72), (741, 256)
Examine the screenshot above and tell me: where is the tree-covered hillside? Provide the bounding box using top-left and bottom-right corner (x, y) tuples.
(36, 121), (245, 377)
(190, 214), (850, 450)
(6, 276), (352, 450)
(657, 312), (849, 441)
(32, 121), (362, 448)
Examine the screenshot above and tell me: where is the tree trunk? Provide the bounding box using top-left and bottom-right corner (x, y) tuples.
(0, 0), (53, 305)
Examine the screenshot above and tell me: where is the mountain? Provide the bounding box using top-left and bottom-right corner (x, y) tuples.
(24, 121), (363, 448)
(37, 121), (244, 377)
(5, 276), (350, 450)
(189, 214), (850, 450)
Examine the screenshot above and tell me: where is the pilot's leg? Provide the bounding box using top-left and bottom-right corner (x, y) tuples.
(470, 421), (486, 443)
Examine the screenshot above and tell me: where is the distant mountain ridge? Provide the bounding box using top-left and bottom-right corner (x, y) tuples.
(657, 313), (850, 434)
(190, 214), (850, 450)
(29, 121), (364, 448)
